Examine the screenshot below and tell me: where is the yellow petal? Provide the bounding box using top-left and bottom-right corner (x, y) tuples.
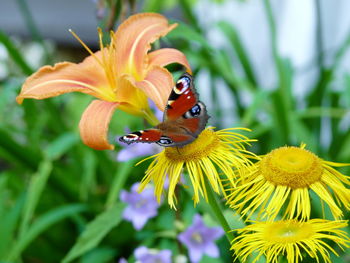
(114, 13), (177, 79)
(148, 48), (192, 74)
(79, 100), (119, 150)
(135, 66), (173, 111)
(16, 52), (116, 104)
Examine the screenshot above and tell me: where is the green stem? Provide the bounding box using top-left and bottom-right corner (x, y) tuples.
(205, 179), (234, 243)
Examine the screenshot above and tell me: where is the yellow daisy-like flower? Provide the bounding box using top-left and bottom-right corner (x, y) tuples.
(138, 127), (255, 208)
(231, 219), (350, 263)
(227, 144), (350, 220)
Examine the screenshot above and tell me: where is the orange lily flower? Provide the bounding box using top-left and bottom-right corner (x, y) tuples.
(16, 13), (191, 150)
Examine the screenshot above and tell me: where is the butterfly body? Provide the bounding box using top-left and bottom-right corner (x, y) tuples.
(120, 73), (209, 147)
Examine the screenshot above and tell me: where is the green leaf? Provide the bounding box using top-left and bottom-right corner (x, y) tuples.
(343, 74), (350, 107)
(0, 127), (40, 170)
(6, 204), (86, 261)
(337, 132), (350, 161)
(217, 21), (257, 87)
(178, 0), (202, 33)
(62, 203), (125, 263)
(167, 23), (212, 50)
(270, 58), (294, 145)
(81, 247), (116, 263)
(80, 150), (97, 201)
(45, 132), (79, 160)
(241, 90), (270, 126)
(0, 30), (33, 75)
(223, 209), (245, 230)
(290, 115), (316, 151)
(105, 161), (133, 208)
(0, 192), (25, 259)
(19, 160), (52, 237)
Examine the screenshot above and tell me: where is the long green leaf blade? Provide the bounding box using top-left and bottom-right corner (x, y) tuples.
(62, 203), (125, 263)
(6, 204), (86, 261)
(19, 160), (52, 237)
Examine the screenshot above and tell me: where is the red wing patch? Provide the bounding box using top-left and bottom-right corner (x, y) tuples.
(164, 74), (197, 121)
(119, 129), (162, 144)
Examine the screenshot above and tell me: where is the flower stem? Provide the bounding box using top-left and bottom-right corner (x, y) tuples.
(205, 179), (234, 243)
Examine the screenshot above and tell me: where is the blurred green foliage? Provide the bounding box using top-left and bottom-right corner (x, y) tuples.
(0, 0), (349, 262)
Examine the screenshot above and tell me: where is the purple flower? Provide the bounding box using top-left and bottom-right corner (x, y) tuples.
(116, 142), (161, 162)
(148, 98), (164, 121)
(120, 183), (160, 230)
(178, 214), (224, 263)
(134, 246), (172, 263)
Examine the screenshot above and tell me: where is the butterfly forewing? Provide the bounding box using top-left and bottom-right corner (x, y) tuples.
(164, 73), (198, 121)
(119, 129), (162, 144)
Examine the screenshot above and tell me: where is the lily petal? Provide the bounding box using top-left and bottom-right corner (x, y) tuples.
(148, 48), (192, 73)
(79, 100), (119, 150)
(16, 53), (116, 104)
(114, 13), (177, 79)
(116, 75), (149, 116)
(135, 66), (173, 111)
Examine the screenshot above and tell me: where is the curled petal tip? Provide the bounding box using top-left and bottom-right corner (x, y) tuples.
(79, 100), (119, 150)
(148, 48), (192, 74)
(16, 96), (24, 104)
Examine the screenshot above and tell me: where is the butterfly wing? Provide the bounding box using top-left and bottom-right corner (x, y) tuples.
(119, 73), (209, 148)
(119, 128), (194, 147)
(163, 73), (209, 137)
(164, 73), (198, 121)
(119, 129), (162, 144)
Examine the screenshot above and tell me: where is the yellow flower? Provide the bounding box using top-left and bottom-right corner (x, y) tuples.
(138, 127), (255, 208)
(227, 144), (350, 220)
(16, 13), (191, 150)
(231, 219), (350, 263)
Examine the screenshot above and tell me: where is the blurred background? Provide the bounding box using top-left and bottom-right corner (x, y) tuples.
(0, 0), (350, 262)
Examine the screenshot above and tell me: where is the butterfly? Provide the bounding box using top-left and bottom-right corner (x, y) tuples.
(119, 73), (209, 147)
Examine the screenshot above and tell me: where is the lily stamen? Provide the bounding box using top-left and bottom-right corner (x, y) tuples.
(68, 29), (104, 68)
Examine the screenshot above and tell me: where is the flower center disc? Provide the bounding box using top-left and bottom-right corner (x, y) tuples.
(165, 129), (219, 162)
(260, 146), (323, 188)
(263, 220), (313, 243)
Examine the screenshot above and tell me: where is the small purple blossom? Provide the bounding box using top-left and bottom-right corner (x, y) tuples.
(120, 183), (160, 230)
(148, 98), (164, 121)
(178, 214), (224, 263)
(134, 246), (172, 263)
(116, 142), (161, 162)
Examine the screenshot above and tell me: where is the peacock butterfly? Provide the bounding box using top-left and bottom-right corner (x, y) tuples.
(119, 73), (209, 147)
